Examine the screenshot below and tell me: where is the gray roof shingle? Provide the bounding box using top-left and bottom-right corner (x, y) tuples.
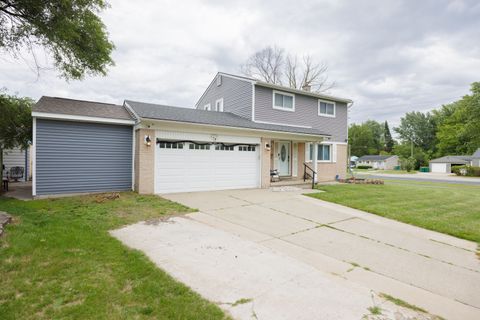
(357, 155), (396, 161)
(429, 156), (472, 164)
(125, 100), (330, 137)
(33, 96), (134, 121)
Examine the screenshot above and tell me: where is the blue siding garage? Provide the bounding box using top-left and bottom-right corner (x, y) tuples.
(35, 119), (133, 196)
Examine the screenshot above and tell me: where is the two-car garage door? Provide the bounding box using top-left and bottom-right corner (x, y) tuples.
(155, 132), (260, 193)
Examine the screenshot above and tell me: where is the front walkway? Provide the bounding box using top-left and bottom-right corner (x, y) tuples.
(112, 188), (480, 320)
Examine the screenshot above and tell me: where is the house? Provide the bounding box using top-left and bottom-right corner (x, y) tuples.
(31, 72), (352, 197)
(429, 149), (480, 173)
(356, 155), (399, 170)
(2, 147), (30, 182)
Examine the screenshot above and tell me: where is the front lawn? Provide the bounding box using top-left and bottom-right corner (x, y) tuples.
(0, 192), (228, 320)
(309, 181), (480, 243)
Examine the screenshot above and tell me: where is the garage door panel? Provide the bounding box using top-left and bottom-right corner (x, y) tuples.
(431, 163), (448, 173)
(155, 140), (259, 194)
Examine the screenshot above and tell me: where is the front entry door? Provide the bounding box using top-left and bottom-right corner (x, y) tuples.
(277, 141), (291, 176)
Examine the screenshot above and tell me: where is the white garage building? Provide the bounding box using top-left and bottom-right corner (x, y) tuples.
(429, 150), (480, 173)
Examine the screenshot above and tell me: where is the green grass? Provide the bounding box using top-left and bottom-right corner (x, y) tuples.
(309, 180), (480, 243)
(367, 306), (382, 315)
(0, 192), (229, 320)
(379, 293), (427, 313)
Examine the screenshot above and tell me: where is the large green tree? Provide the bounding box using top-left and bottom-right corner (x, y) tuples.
(434, 82), (480, 156)
(0, 91), (33, 174)
(348, 120), (384, 157)
(0, 0), (114, 79)
(394, 111), (436, 155)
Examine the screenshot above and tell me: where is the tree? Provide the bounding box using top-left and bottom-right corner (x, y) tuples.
(0, 91), (33, 174)
(384, 121), (394, 153)
(393, 143), (428, 169)
(241, 46), (284, 85)
(434, 82), (480, 156)
(0, 0), (114, 79)
(394, 111), (436, 154)
(348, 120), (384, 157)
(242, 46), (334, 93)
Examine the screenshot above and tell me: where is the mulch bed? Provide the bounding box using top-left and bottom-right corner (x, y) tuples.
(338, 177), (384, 185)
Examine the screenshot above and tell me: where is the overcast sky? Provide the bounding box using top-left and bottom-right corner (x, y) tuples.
(1, 0), (479, 127)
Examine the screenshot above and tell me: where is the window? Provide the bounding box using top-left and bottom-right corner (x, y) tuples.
(239, 146), (256, 152)
(189, 143), (210, 150)
(273, 91), (295, 111)
(215, 98), (224, 112)
(215, 145), (234, 151)
(306, 143), (331, 161)
(318, 100), (335, 117)
(159, 142), (184, 149)
(318, 145), (331, 161)
(204, 103), (211, 111)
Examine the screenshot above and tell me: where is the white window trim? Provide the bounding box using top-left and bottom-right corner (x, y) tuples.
(215, 98), (224, 112)
(318, 99), (336, 118)
(305, 142), (335, 163)
(204, 103), (211, 111)
(272, 90), (295, 112)
(317, 144), (332, 162)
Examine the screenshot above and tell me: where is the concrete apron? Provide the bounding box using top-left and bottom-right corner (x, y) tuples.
(111, 188), (480, 320)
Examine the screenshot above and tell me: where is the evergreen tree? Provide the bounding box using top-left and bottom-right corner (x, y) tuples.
(384, 121), (394, 153)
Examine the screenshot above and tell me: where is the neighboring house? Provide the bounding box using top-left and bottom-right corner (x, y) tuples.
(31, 72), (352, 197)
(2, 147), (30, 181)
(429, 148), (480, 173)
(356, 155), (399, 170)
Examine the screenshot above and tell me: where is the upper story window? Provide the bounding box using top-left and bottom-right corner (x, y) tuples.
(273, 90), (295, 112)
(318, 100), (335, 117)
(204, 103), (211, 111)
(215, 98), (224, 112)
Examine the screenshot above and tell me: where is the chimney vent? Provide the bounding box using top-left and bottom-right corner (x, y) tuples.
(302, 84), (311, 92)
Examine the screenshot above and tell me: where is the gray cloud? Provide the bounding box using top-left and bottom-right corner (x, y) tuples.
(1, 0), (479, 128)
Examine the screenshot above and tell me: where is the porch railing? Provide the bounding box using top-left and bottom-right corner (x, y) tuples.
(303, 162), (317, 189)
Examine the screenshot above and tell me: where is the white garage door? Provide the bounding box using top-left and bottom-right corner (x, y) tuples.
(155, 140), (260, 193)
(431, 163), (448, 173)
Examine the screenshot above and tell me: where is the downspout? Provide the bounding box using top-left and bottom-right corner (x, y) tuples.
(346, 101), (354, 178)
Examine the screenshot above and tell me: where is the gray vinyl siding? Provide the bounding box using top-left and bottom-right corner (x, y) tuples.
(196, 75), (253, 119)
(3, 148), (29, 181)
(254, 86), (348, 141)
(36, 119), (132, 195)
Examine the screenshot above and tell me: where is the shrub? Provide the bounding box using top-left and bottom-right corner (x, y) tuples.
(452, 165), (480, 176)
(400, 157), (416, 172)
(357, 165), (372, 169)
(452, 165), (465, 176)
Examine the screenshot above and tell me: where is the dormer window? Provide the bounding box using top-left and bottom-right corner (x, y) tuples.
(273, 90), (295, 112)
(318, 100), (335, 117)
(215, 98), (224, 112)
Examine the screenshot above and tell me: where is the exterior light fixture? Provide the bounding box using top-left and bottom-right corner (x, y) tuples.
(265, 143), (271, 151)
(144, 135), (151, 146)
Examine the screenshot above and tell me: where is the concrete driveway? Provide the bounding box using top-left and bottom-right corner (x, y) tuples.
(112, 188), (480, 320)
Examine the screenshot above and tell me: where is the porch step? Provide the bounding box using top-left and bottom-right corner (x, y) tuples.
(270, 179), (314, 189)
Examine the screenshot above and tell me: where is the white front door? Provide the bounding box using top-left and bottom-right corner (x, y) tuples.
(277, 141), (291, 176)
